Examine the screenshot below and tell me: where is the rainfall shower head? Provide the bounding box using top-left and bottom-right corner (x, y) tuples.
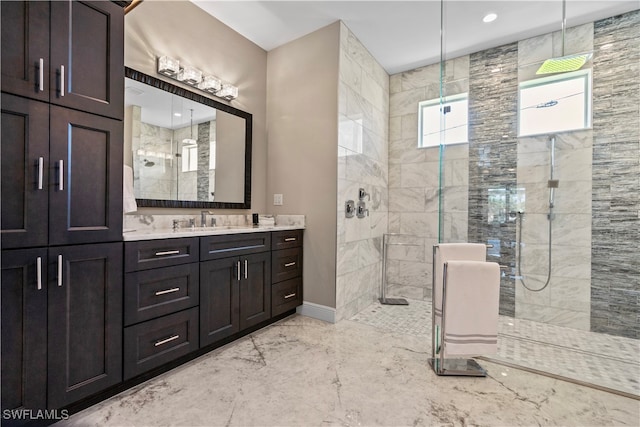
(536, 0), (592, 75)
(536, 53), (593, 75)
(143, 159), (155, 167)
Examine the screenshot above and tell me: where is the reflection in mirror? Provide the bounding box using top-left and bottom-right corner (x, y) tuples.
(124, 68), (252, 209)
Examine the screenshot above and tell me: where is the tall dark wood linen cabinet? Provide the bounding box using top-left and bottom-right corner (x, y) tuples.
(1, 0), (125, 415)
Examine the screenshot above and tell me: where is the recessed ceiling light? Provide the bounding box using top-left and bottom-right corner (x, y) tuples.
(483, 13), (498, 23)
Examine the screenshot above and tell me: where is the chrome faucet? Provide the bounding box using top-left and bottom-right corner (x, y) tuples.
(200, 210), (215, 227)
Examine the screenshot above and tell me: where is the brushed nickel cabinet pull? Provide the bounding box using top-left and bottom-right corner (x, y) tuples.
(155, 250), (180, 256)
(155, 287), (180, 296)
(58, 160), (64, 190)
(60, 65), (64, 96)
(236, 261), (241, 281)
(284, 262), (296, 267)
(154, 335), (179, 347)
(37, 157), (44, 190)
(57, 255), (63, 287)
(36, 257), (42, 290)
(284, 238), (296, 242)
(284, 293), (296, 299)
(39, 58), (44, 91)
(244, 259), (248, 279)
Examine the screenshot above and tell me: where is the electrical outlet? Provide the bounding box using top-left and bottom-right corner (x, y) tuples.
(273, 193), (283, 206)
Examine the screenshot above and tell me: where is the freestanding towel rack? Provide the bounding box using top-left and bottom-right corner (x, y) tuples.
(429, 243), (500, 376)
(380, 233), (422, 305)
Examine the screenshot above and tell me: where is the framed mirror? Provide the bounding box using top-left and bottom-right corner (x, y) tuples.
(124, 67), (252, 209)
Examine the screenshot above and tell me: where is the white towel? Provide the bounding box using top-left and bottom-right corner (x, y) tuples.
(434, 243), (487, 326)
(123, 165), (138, 213)
(442, 260), (500, 357)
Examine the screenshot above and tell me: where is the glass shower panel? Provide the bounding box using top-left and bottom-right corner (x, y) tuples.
(435, 0), (639, 397)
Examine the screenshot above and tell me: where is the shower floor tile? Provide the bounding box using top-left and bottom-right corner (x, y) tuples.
(350, 299), (640, 397)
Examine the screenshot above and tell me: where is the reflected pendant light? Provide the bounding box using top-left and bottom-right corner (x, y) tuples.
(536, 0), (592, 74)
(182, 109), (197, 146)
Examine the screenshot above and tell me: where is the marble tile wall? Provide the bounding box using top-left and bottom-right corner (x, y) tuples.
(591, 10), (640, 339)
(514, 24), (594, 331)
(134, 120), (176, 200)
(388, 58), (470, 300)
(336, 22), (389, 321)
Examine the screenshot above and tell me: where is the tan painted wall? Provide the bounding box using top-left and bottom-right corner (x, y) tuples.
(124, 0), (267, 214)
(266, 22), (340, 308)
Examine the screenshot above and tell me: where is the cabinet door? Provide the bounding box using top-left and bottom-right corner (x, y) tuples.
(1, 94), (49, 249)
(200, 257), (240, 347)
(1, 248), (48, 413)
(47, 242), (123, 409)
(49, 0), (124, 119)
(49, 106), (123, 246)
(0, 1), (50, 102)
(240, 252), (271, 329)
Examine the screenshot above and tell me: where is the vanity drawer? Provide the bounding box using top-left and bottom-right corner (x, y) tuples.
(272, 247), (303, 283)
(124, 307), (199, 380)
(124, 263), (199, 326)
(200, 232), (270, 261)
(271, 230), (303, 250)
(271, 277), (302, 316)
(125, 238), (199, 272)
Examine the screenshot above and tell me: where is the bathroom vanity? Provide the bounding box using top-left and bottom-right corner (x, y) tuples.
(122, 226), (303, 381)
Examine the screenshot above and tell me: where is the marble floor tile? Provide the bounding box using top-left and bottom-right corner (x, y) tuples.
(60, 312), (639, 427)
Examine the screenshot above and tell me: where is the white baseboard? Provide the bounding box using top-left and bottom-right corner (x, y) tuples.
(297, 301), (336, 324)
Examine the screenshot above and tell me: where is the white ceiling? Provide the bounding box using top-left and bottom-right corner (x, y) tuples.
(191, 0), (639, 75)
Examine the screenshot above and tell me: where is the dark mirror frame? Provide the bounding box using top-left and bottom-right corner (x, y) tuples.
(126, 67), (252, 209)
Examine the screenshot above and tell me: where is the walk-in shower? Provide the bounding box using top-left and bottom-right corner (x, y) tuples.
(516, 135), (557, 292)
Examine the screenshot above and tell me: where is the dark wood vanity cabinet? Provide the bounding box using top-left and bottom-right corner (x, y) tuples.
(123, 238), (200, 380)
(1, 243), (123, 412)
(47, 243), (123, 409)
(1, 94), (123, 249)
(1, 0), (124, 119)
(1, 0), (125, 415)
(1, 248), (48, 413)
(1, 94), (50, 248)
(200, 233), (272, 347)
(1, 0), (124, 249)
(271, 230), (303, 316)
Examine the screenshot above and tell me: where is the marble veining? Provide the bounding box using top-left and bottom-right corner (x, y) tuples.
(60, 313), (639, 426)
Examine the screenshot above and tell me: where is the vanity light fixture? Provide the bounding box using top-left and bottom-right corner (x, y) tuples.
(177, 64), (202, 86)
(199, 75), (222, 94)
(218, 83), (239, 101)
(156, 55), (238, 100)
(157, 55), (180, 77)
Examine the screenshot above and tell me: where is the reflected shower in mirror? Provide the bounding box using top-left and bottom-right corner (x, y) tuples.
(124, 68), (252, 209)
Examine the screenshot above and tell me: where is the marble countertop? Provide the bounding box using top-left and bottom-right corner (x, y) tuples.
(122, 225), (304, 241)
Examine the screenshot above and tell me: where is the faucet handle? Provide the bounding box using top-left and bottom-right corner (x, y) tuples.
(358, 188), (370, 201)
